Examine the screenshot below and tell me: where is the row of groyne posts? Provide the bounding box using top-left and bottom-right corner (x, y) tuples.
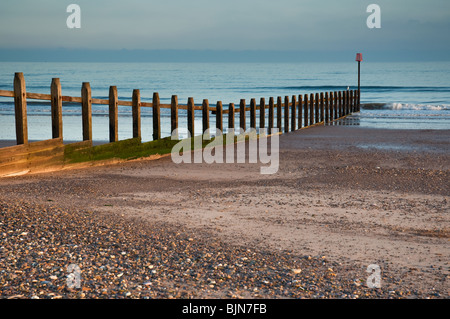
(1, 72), (360, 146)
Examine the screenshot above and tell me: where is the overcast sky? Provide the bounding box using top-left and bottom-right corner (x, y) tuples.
(0, 0), (449, 61)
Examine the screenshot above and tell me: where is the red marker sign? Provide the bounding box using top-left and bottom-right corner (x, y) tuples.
(356, 53), (363, 62)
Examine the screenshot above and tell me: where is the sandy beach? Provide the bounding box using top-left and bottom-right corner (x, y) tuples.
(0, 125), (448, 299)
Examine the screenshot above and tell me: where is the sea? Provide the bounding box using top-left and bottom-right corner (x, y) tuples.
(0, 61), (449, 143)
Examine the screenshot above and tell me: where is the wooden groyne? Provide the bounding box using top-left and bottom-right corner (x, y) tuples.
(0, 72), (359, 176)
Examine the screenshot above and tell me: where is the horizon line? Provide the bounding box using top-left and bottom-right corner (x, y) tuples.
(0, 48), (449, 63)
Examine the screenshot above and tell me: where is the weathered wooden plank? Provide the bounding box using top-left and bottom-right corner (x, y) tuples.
(324, 92), (329, 124)
(28, 92), (51, 100)
(0, 89), (14, 97)
(141, 101), (153, 108)
(309, 93), (314, 125)
(64, 140), (93, 151)
(0, 151), (27, 164)
(27, 157), (64, 171)
(27, 137), (63, 151)
(118, 100), (133, 107)
(0, 138), (64, 176)
(62, 95), (82, 103)
(28, 146), (65, 161)
(0, 161), (29, 176)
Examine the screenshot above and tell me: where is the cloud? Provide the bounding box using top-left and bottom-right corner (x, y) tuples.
(0, 0), (449, 58)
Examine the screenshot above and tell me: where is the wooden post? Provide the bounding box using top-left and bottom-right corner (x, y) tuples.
(250, 98), (256, 129)
(341, 90), (345, 117)
(357, 90), (360, 112)
(268, 97), (274, 134)
(152, 92), (161, 140)
(315, 93), (320, 124)
(357, 90), (361, 112)
(324, 92), (329, 124)
(348, 90), (352, 113)
(51, 78), (63, 139)
(291, 95), (296, 131)
(240, 99), (246, 132)
(334, 91), (338, 119)
(337, 91), (342, 118)
(309, 93), (314, 125)
(350, 90), (353, 113)
(346, 90), (349, 115)
(320, 92), (324, 123)
(303, 94), (308, 127)
(298, 95), (302, 129)
(202, 99), (210, 135)
(347, 90), (352, 114)
(13, 72), (28, 145)
(345, 90), (349, 115)
(276, 96), (282, 132)
(329, 92), (334, 122)
(109, 86), (118, 143)
(228, 103), (235, 129)
(81, 82), (92, 141)
(216, 101), (223, 134)
(188, 97), (195, 137)
(348, 90), (351, 114)
(259, 97), (265, 130)
(132, 89), (141, 139)
(171, 95), (179, 138)
(284, 96), (289, 133)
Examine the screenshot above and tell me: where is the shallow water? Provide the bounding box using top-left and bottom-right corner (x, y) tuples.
(0, 62), (449, 142)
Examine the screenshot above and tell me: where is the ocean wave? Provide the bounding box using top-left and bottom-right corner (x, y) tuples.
(362, 103), (450, 111)
(243, 85), (450, 93)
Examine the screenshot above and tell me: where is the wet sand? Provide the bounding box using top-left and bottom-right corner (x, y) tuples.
(0, 125), (448, 298)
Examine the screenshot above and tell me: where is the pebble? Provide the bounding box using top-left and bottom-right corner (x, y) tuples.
(0, 199), (443, 299)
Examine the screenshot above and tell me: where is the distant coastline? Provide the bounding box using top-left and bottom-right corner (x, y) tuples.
(1, 48), (449, 63)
